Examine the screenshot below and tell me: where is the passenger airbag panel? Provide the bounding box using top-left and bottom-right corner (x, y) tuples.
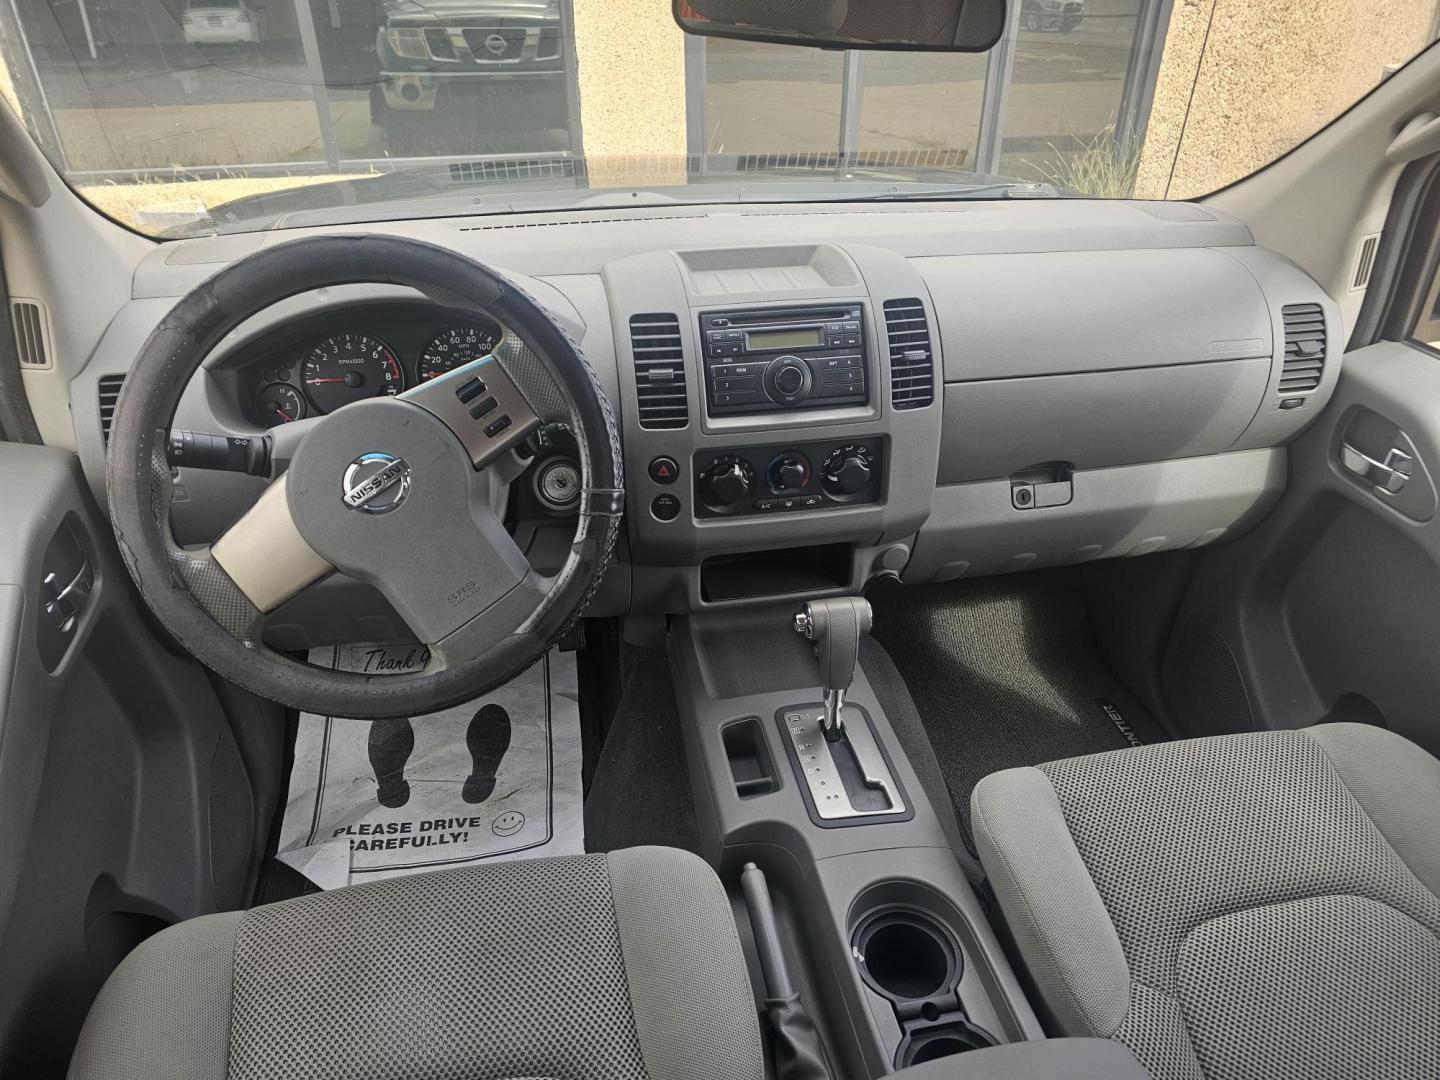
(920, 247), (1272, 382)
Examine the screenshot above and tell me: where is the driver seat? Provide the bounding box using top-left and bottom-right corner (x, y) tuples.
(67, 847), (764, 1080)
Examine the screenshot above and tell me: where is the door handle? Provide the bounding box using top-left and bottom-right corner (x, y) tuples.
(1340, 443), (1413, 494)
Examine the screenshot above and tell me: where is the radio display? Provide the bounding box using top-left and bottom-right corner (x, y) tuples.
(746, 327), (824, 351)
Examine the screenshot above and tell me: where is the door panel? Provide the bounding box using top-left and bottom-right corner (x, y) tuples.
(1161, 341), (1440, 755)
(0, 445), (257, 1079)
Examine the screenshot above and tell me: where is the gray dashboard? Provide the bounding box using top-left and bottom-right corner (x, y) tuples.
(68, 198), (1341, 638)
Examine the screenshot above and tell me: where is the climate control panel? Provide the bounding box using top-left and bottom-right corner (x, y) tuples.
(693, 438), (884, 518)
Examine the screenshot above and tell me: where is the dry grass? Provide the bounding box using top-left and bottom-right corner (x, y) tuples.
(1024, 122), (1144, 200)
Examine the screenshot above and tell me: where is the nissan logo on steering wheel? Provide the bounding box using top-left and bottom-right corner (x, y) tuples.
(342, 452), (411, 514)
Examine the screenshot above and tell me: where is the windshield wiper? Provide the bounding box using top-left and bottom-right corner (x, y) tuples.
(781, 181), (1062, 203)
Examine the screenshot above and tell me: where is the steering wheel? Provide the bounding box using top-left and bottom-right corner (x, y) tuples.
(107, 235), (623, 719)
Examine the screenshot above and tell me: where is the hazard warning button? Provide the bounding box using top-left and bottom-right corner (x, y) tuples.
(648, 456), (680, 485)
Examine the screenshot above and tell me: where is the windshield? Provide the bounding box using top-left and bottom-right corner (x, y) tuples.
(0, 0), (1434, 237)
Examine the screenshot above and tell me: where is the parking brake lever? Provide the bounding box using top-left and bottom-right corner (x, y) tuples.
(793, 597), (872, 741)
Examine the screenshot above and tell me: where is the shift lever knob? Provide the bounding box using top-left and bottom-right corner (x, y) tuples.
(794, 597), (872, 740)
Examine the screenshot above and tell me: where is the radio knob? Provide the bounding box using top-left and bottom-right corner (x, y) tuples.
(823, 451), (872, 497)
(774, 366), (805, 395)
(702, 461), (754, 509)
(764, 356), (812, 404)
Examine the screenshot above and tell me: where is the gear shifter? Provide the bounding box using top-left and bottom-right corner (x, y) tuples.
(785, 597), (903, 821)
(793, 597), (872, 741)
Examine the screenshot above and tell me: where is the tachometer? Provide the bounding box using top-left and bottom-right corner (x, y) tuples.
(302, 333), (403, 413)
(417, 324), (501, 382)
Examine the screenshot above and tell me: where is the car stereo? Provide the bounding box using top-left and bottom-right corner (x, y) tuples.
(699, 304), (868, 416)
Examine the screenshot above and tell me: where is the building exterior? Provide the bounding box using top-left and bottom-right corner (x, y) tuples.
(0, 0), (1435, 213)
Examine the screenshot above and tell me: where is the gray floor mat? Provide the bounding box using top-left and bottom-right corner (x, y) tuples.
(867, 570), (1160, 848)
(584, 646), (701, 854)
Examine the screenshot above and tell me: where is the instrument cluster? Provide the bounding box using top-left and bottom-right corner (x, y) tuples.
(245, 314), (504, 429)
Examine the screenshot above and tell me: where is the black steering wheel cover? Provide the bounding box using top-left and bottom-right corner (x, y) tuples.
(107, 234), (622, 718)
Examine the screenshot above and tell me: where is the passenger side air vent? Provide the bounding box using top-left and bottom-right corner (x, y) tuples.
(883, 298), (934, 409)
(12, 299), (50, 367)
(1279, 302), (1326, 395)
(98, 374), (125, 445)
(629, 313), (688, 429)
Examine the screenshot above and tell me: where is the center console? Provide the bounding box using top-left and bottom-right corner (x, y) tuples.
(665, 601), (1045, 1077)
(605, 242), (942, 601)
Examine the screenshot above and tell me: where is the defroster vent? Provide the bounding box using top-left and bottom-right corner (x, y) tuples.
(98, 374), (125, 445)
(1280, 302), (1325, 395)
(883, 298), (934, 409)
(12, 300), (49, 367)
(629, 313), (688, 429)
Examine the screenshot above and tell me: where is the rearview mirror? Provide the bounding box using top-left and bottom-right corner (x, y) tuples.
(673, 0), (1005, 52)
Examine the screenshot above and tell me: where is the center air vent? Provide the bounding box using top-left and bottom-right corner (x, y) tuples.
(883, 298), (934, 409)
(629, 314), (688, 429)
(1280, 303), (1326, 395)
(98, 374), (125, 445)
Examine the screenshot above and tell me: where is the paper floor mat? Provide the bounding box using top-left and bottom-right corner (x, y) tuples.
(276, 645), (583, 890)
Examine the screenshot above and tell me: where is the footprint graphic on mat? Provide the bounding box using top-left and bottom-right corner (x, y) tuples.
(366, 705), (512, 809)
(368, 717), (415, 809)
(463, 704), (512, 804)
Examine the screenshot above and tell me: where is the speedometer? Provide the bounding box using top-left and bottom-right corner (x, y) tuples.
(302, 333), (403, 414)
(417, 325), (501, 382)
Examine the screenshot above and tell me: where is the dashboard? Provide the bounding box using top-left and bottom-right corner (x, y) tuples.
(235, 306), (505, 428)
(68, 198), (1344, 641)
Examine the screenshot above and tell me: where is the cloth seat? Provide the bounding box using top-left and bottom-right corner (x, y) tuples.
(68, 846), (765, 1080)
(972, 722), (1440, 1080)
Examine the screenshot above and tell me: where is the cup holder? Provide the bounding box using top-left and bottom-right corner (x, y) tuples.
(897, 1018), (999, 1067)
(851, 890), (1000, 1067)
(852, 907), (960, 1003)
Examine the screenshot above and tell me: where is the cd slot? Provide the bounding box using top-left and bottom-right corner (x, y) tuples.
(726, 308), (855, 328)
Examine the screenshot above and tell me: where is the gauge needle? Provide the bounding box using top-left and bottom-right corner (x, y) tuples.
(306, 378), (345, 384)
(272, 406), (296, 423)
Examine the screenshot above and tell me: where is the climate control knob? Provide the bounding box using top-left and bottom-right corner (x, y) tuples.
(769, 453), (810, 493)
(764, 356), (813, 405)
(699, 455), (756, 511)
(821, 446), (873, 498)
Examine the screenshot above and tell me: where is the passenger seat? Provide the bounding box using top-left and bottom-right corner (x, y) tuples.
(972, 723), (1440, 1078)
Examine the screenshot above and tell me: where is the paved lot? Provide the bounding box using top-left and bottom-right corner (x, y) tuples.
(33, 0), (1143, 178)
